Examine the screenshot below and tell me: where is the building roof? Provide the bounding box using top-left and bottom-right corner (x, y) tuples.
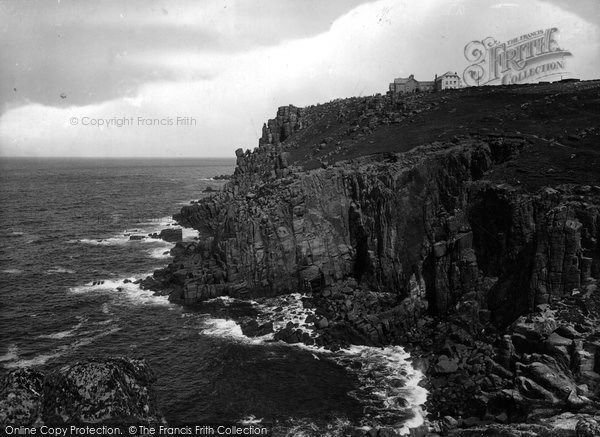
(436, 71), (460, 80)
(393, 74), (416, 84)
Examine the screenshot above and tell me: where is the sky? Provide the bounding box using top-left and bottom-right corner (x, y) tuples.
(0, 0), (598, 157)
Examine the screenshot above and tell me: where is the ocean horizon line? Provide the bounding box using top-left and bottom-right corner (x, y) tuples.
(0, 155), (236, 159)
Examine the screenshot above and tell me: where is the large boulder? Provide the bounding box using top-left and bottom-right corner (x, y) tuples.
(158, 228), (183, 243)
(240, 320), (274, 337)
(434, 355), (459, 374)
(0, 357), (164, 426)
(42, 357), (162, 424)
(520, 361), (577, 401)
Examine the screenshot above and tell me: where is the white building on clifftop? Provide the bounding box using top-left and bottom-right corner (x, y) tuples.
(435, 71), (463, 90)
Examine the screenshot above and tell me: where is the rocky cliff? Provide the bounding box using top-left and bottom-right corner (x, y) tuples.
(149, 81), (600, 435)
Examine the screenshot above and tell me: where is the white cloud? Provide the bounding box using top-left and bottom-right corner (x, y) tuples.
(1, 0), (598, 157)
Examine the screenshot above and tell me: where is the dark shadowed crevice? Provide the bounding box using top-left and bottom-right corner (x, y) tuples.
(348, 205), (371, 283)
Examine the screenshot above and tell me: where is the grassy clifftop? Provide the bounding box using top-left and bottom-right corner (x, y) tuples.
(259, 80), (600, 190)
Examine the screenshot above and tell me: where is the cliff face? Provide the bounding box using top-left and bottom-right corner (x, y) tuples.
(149, 81), (600, 430)
(163, 132), (599, 329)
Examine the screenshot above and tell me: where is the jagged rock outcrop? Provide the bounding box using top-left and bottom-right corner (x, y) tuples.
(0, 357), (164, 426)
(259, 105), (305, 147)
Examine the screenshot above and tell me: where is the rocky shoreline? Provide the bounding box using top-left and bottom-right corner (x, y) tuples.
(144, 81), (600, 435)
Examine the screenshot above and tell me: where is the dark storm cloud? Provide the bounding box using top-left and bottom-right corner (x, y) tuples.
(0, 0), (372, 110)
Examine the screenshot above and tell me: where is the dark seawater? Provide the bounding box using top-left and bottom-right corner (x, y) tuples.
(0, 157), (426, 436)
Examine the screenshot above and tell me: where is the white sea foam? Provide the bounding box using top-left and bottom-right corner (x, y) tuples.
(203, 296), (240, 305)
(149, 247), (172, 259)
(69, 278), (131, 293)
(200, 294), (321, 346)
(69, 277), (171, 307)
(67, 327), (122, 349)
(79, 236), (131, 246)
(200, 293), (427, 435)
(239, 415), (263, 425)
(201, 318), (247, 339)
(200, 316), (277, 344)
(79, 217), (173, 246)
(1, 268), (23, 275)
(97, 317), (114, 324)
(3, 350), (67, 369)
(37, 317), (86, 340)
(37, 330), (75, 340)
(45, 266), (76, 274)
(81, 213), (198, 249)
(259, 295), (428, 433)
(335, 345), (428, 435)
(182, 227), (199, 241)
(6, 231), (38, 242)
(0, 344), (19, 362)
(140, 237), (172, 244)
(256, 293), (316, 335)
(125, 286), (171, 307)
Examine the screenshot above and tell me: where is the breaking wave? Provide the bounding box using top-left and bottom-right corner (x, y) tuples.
(197, 295), (428, 435)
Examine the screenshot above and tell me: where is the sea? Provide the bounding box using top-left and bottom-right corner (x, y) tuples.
(0, 157), (426, 436)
